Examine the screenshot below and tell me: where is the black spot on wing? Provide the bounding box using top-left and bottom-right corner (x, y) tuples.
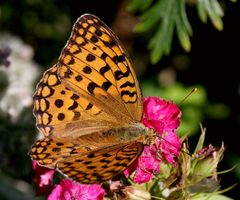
(87, 82), (99, 94)
(95, 29), (102, 36)
(103, 39), (117, 48)
(90, 35), (98, 43)
(102, 81), (112, 91)
(100, 64), (110, 76)
(83, 161), (92, 165)
(56, 142), (64, 146)
(114, 66), (130, 81)
(100, 52), (108, 60)
(83, 66), (92, 74)
(63, 69), (74, 79)
(112, 55), (125, 64)
(57, 113), (65, 121)
(71, 94), (80, 100)
(120, 90), (136, 98)
(87, 165), (96, 169)
(86, 54), (96, 62)
(61, 90), (66, 95)
(99, 159), (111, 164)
(67, 57), (75, 65)
(120, 81), (135, 88)
(87, 153), (96, 158)
(55, 99), (64, 108)
(73, 111), (81, 120)
(86, 103), (93, 110)
(75, 75), (83, 82)
(102, 153), (112, 157)
(52, 147), (61, 152)
(68, 101), (78, 110)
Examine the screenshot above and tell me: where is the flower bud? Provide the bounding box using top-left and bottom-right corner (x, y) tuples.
(193, 143), (224, 179)
(123, 186), (151, 200)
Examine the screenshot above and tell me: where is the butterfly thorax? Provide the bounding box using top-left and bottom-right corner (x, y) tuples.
(102, 122), (156, 146)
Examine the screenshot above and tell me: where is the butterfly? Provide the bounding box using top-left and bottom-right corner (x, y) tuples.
(30, 13), (156, 184)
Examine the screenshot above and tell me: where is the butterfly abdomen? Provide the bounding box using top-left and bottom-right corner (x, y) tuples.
(101, 123), (155, 144)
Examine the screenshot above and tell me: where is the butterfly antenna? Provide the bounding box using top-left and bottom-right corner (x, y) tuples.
(177, 88), (198, 157)
(155, 88), (198, 157)
(178, 88), (197, 107)
(157, 135), (192, 157)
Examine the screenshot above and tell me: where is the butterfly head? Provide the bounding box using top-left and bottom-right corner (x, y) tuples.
(143, 127), (157, 146)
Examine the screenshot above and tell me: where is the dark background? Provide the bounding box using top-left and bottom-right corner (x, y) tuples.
(0, 0), (239, 199)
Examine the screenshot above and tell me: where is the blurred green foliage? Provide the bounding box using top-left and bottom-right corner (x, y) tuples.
(127, 0), (236, 64)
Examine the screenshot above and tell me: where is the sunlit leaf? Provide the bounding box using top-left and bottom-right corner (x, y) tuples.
(197, 0), (224, 31)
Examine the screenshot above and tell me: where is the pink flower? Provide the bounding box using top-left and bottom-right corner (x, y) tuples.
(48, 179), (105, 200)
(156, 131), (181, 165)
(133, 145), (160, 183)
(32, 160), (55, 195)
(125, 97), (182, 183)
(142, 97), (181, 135)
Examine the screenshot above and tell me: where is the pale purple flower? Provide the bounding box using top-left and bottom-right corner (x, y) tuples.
(0, 46), (11, 67)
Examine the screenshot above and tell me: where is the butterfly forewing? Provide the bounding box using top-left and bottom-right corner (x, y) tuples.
(33, 65), (120, 137)
(57, 14), (143, 123)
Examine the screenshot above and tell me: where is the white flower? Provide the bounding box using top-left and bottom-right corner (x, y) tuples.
(0, 33), (40, 121)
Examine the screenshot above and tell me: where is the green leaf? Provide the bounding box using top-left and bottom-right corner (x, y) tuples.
(129, 0), (236, 64)
(176, 0), (192, 52)
(148, 0), (176, 63)
(194, 125), (206, 153)
(197, 0), (224, 31)
(127, 0), (153, 11)
(209, 0), (224, 30)
(134, 0), (165, 32)
(197, 0), (208, 23)
(133, 0), (194, 64)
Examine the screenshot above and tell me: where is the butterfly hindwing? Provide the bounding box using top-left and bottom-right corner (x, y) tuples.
(30, 127), (144, 169)
(57, 141), (144, 184)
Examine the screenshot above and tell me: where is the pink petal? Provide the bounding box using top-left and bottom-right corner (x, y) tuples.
(32, 160), (55, 196)
(48, 179), (105, 200)
(48, 184), (62, 200)
(143, 97), (181, 135)
(156, 132), (181, 166)
(132, 146), (161, 184)
(133, 166), (153, 184)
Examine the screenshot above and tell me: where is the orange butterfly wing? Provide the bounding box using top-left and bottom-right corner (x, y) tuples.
(57, 14), (143, 123)
(57, 141), (143, 183)
(30, 14), (151, 184)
